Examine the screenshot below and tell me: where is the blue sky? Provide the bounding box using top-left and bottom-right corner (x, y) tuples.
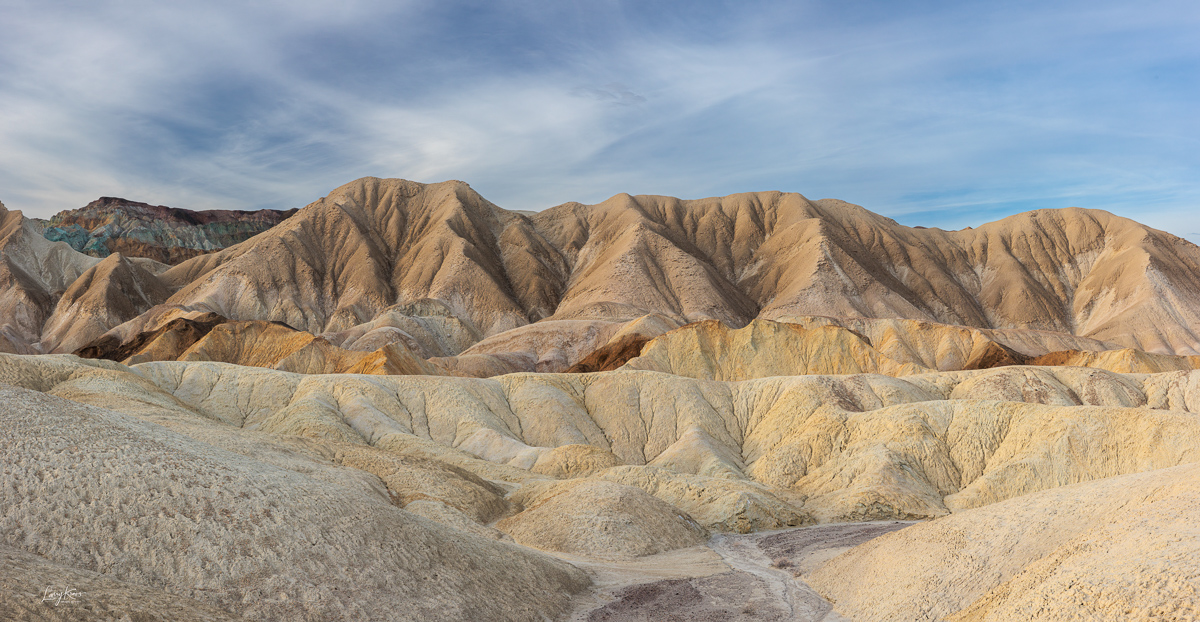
(1, 0), (1198, 239)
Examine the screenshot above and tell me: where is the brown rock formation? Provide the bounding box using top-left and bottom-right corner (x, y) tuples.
(75, 312), (229, 362)
(567, 333), (652, 373)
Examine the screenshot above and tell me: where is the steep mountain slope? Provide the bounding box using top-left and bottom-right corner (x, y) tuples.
(0, 201), (100, 352)
(160, 178), (565, 337)
(39, 197), (296, 264)
(40, 252), (172, 353)
(9, 177), (1200, 360)
(153, 178), (1200, 355)
(533, 193), (1200, 353)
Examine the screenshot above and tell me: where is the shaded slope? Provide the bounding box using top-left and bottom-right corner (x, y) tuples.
(39, 252), (172, 353)
(161, 178), (567, 337)
(0, 202), (100, 352)
(75, 311), (230, 363)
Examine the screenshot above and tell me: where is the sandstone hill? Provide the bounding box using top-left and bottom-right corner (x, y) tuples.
(37, 196), (297, 264)
(2, 352), (1200, 618)
(809, 462), (1200, 620)
(7, 177), (1200, 363)
(152, 178), (1200, 354)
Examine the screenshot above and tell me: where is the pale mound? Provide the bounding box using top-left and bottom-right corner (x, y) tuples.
(0, 385), (589, 621)
(809, 462), (1200, 621)
(8, 353), (1200, 535)
(1029, 347), (1200, 373)
(498, 480), (708, 559)
(531, 443), (623, 478)
(333, 445), (513, 523)
(598, 465), (813, 533)
(428, 352), (534, 377)
(458, 319), (625, 372)
(319, 300), (481, 357)
(623, 319), (930, 379)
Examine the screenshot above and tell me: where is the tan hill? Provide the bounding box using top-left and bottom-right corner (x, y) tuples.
(75, 311), (230, 363)
(158, 178), (565, 338)
(0, 201), (100, 352)
(316, 299), (480, 357)
(7, 353), (1200, 527)
(126, 319), (445, 376)
(808, 462), (1200, 621)
(39, 252), (172, 353)
(3, 353), (1200, 617)
(530, 191), (1200, 354)
(615, 316), (1196, 380)
(623, 319), (933, 380)
(37, 196), (297, 265)
(1029, 347), (1200, 373)
(9, 177), (1200, 365)
(777, 315), (1121, 366)
(432, 313), (681, 376)
(97, 177), (1200, 363)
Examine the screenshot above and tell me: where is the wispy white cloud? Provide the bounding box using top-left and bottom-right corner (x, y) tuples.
(0, 0), (1196, 245)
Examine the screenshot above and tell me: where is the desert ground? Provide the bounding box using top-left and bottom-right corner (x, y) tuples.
(2, 178), (1198, 620)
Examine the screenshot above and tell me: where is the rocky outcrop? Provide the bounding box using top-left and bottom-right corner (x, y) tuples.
(39, 197), (296, 265)
(75, 311), (230, 363)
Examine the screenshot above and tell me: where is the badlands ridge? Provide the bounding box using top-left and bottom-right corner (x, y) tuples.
(2, 178), (1199, 620)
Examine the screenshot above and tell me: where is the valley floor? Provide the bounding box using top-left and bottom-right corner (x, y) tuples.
(566, 522), (914, 622)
